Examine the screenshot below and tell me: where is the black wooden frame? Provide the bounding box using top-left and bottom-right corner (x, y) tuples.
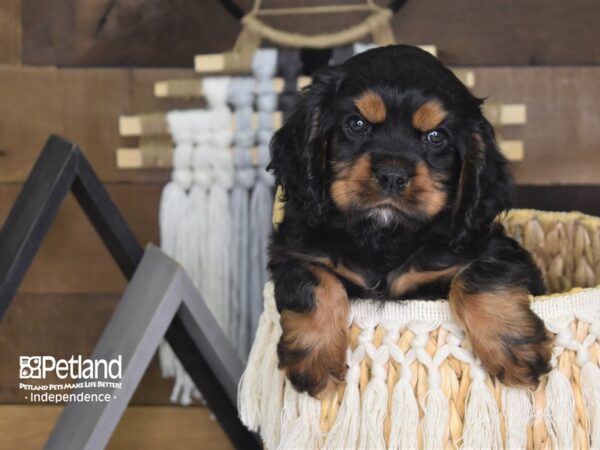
(0, 135), (260, 449)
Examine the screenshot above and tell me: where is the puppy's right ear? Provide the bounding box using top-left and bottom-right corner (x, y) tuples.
(268, 66), (344, 226)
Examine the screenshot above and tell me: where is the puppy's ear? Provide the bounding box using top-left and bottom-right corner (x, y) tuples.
(268, 66), (344, 226)
(451, 116), (513, 251)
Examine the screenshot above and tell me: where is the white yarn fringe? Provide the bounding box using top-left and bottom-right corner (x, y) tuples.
(422, 387), (449, 449)
(239, 283), (600, 449)
(388, 379), (419, 449)
(322, 348), (363, 450)
(238, 284), (278, 431)
(581, 360), (600, 446)
(159, 110), (200, 406)
(358, 346), (388, 450)
(544, 368), (575, 448)
(502, 387), (533, 450)
(462, 368), (502, 450)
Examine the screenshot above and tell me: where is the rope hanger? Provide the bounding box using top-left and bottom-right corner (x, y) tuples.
(198, 0), (406, 73)
(220, 0), (409, 20)
(197, 1), (443, 76)
(240, 0), (397, 49)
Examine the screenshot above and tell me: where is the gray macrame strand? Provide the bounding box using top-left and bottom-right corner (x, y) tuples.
(277, 48), (302, 119)
(228, 77), (256, 360)
(248, 49), (277, 349)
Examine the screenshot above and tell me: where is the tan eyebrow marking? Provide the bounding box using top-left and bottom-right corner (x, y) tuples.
(412, 100), (447, 131)
(354, 91), (386, 124)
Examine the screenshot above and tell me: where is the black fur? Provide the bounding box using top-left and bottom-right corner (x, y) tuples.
(268, 45), (551, 394)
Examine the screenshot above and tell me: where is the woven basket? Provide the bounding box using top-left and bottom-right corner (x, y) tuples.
(239, 209), (600, 449)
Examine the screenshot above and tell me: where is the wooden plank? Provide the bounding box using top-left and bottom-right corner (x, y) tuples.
(469, 67), (600, 185)
(0, 183), (161, 294)
(1, 66), (599, 184)
(0, 0), (21, 64)
(515, 185), (600, 218)
(0, 405), (232, 450)
(0, 292), (183, 405)
(20, 0), (600, 66)
(0, 66), (191, 183)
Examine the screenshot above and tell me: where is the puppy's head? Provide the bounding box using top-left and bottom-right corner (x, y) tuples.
(269, 45), (512, 248)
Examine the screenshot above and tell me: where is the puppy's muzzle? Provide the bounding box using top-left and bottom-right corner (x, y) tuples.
(375, 166), (409, 195)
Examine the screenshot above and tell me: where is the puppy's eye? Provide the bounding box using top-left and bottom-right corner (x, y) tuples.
(425, 130), (446, 146)
(346, 116), (370, 134)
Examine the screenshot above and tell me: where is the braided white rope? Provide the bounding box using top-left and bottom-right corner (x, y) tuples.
(239, 282), (600, 450)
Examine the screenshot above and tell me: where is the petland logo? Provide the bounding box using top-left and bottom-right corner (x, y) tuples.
(20, 355), (122, 380)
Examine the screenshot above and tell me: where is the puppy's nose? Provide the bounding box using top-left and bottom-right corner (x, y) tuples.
(375, 166), (409, 194)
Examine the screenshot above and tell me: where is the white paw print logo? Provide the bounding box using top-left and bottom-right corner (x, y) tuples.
(20, 356), (42, 379)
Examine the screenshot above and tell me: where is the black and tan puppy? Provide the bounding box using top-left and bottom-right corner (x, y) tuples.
(268, 45), (552, 397)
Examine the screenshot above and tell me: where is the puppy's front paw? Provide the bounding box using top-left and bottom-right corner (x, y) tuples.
(476, 312), (553, 387)
(451, 286), (553, 387)
(278, 309), (348, 397)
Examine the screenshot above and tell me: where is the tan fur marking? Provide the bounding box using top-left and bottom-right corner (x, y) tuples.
(412, 100), (447, 131)
(449, 278), (553, 386)
(332, 264), (368, 288)
(290, 253), (368, 289)
(331, 154), (376, 210)
(389, 265), (461, 297)
(405, 162), (447, 216)
(355, 91), (386, 124)
(279, 267), (349, 396)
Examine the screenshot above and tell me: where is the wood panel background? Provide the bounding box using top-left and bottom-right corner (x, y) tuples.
(1, 66), (599, 186)
(18, 0), (600, 67)
(0, 1), (599, 444)
(0, 405), (232, 449)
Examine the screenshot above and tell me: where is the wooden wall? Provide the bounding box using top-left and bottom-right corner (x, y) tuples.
(0, 0), (599, 447)
(16, 0), (600, 66)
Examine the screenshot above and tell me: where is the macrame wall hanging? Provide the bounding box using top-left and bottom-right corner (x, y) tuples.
(132, 0), (412, 406)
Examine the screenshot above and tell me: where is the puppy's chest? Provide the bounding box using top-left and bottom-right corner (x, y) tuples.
(339, 257), (458, 301)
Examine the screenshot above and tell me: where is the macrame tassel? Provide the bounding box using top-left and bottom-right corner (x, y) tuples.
(281, 381), (300, 434)
(256, 284), (283, 448)
(227, 76), (256, 358)
(259, 327), (284, 449)
(358, 346), (389, 450)
(412, 327), (449, 450)
(248, 48), (277, 342)
(188, 110), (212, 292)
(203, 77), (233, 332)
(462, 366), (502, 450)
(159, 110), (195, 405)
(277, 395), (322, 450)
(545, 367), (575, 449)
(160, 110), (194, 260)
(276, 48), (301, 119)
(238, 285), (278, 431)
(158, 341), (177, 379)
(388, 349), (418, 450)
(322, 347), (365, 450)
(388, 379), (419, 450)
(169, 357), (202, 406)
(422, 386), (449, 449)
(502, 387), (533, 450)
(579, 333), (600, 447)
(229, 151), (255, 358)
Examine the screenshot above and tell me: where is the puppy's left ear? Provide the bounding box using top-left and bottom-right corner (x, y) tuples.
(451, 116), (513, 250)
(268, 66), (344, 226)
